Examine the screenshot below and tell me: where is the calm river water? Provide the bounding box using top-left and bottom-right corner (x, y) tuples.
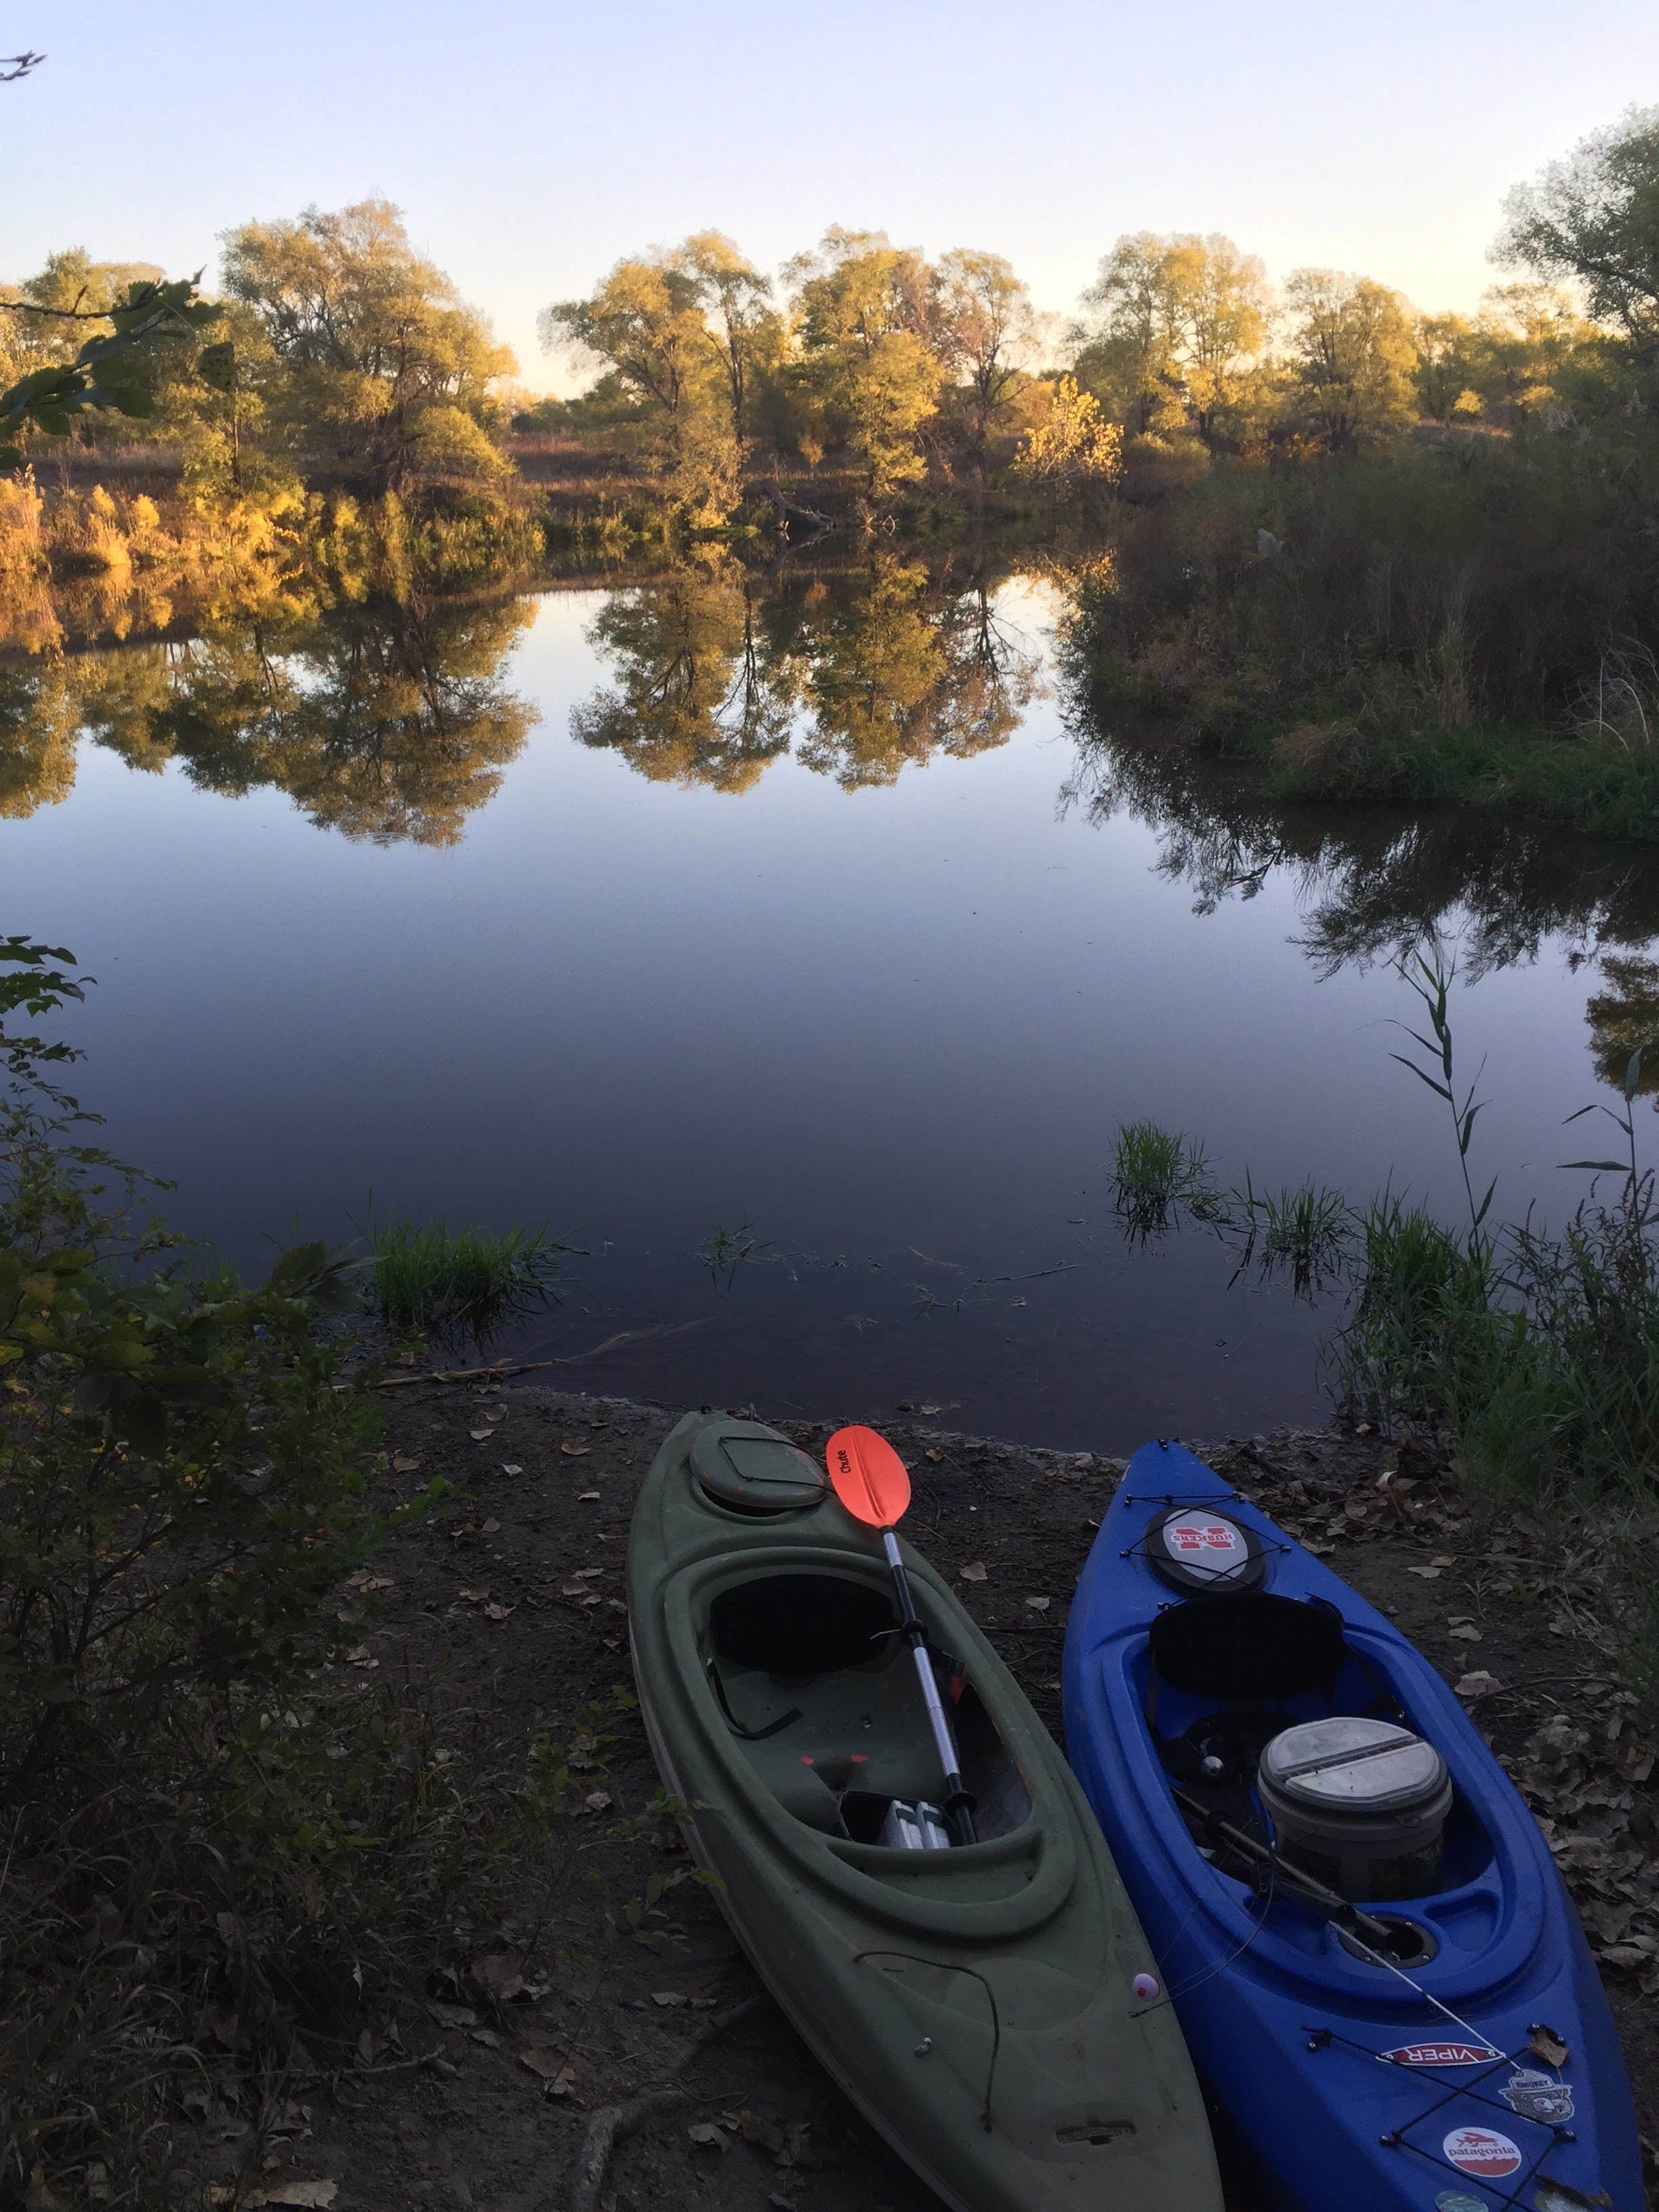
(7, 552), (1656, 1445)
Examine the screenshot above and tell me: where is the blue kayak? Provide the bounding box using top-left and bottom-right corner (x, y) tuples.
(1061, 1438), (1643, 2212)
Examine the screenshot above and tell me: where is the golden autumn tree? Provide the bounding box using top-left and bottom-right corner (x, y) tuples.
(1281, 270), (1418, 450)
(786, 230), (944, 519)
(221, 201), (515, 493)
(1073, 232), (1269, 450)
(545, 253), (740, 525)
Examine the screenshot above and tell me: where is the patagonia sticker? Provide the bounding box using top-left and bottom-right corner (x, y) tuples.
(1443, 2128), (1521, 2181)
(1435, 2194), (1488, 2212)
(1500, 2068), (1574, 2125)
(1384, 2041), (1500, 2068)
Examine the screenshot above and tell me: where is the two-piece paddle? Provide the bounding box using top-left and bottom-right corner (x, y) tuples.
(825, 1424), (977, 1845)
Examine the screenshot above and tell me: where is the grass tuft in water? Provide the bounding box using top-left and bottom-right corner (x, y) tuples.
(1235, 1174), (1353, 1294)
(366, 1216), (564, 1337)
(697, 1218), (778, 1290)
(1110, 1121), (1223, 1235)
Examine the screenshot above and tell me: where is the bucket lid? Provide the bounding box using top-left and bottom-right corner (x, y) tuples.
(691, 1419), (827, 1513)
(1146, 1504), (1266, 1595)
(1260, 1717), (1448, 1815)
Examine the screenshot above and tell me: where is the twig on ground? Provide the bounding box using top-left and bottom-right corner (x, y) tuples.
(369, 1320), (709, 1389)
(564, 1992), (769, 2212)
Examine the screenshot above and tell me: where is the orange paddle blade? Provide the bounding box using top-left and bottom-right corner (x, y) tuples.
(825, 1425), (911, 1528)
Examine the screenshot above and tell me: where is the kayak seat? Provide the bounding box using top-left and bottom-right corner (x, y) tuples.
(1147, 1591), (1346, 1702)
(703, 1570), (1032, 1842)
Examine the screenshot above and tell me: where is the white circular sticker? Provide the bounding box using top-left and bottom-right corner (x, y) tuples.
(1160, 1510), (1249, 1579)
(1443, 2127), (1521, 2180)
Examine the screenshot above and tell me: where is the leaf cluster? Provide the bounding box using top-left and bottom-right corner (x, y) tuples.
(0, 276), (224, 469)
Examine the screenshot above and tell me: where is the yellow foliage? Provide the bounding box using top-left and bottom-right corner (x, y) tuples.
(1012, 377), (1123, 486)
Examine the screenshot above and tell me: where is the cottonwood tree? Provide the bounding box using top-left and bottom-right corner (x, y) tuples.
(1073, 232), (1269, 449)
(221, 201), (514, 492)
(1011, 375), (1122, 486)
(1498, 104), (1659, 358)
(786, 230), (944, 518)
(676, 232), (781, 453)
(1281, 270), (1418, 449)
(1413, 311), (1481, 422)
(545, 253), (739, 523)
(932, 249), (1039, 478)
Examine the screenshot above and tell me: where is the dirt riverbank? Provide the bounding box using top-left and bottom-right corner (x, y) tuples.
(257, 1387), (1656, 2212)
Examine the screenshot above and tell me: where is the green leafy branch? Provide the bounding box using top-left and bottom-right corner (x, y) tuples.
(0, 275), (231, 468)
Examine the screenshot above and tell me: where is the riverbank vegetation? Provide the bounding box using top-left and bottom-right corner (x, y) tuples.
(5, 105), (1659, 836)
(0, 938), (630, 2207)
(1109, 946), (1659, 1696)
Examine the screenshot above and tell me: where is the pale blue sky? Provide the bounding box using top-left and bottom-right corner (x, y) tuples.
(3, 1), (1655, 388)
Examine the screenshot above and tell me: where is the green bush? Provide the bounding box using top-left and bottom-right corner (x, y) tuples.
(0, 938), (519, 2207)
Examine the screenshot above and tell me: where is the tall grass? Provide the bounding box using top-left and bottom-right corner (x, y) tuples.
(1113, 944), (1659, 1696)
(365, 1216), (564, 1336)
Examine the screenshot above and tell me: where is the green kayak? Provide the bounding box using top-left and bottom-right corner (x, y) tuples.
(627, 1410), (1224, 2212)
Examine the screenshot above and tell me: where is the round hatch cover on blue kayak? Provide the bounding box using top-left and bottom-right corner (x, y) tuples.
(1145, 1504), (1266, 1595)
(691, 1420), (827, 1513)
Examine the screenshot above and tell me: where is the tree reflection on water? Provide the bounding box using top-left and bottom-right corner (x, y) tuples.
(570, 549), (1045, 792)
(1059, 694), (1659, 980)
(1, 594), (537, 845)
(6, 553), (1657, 1025)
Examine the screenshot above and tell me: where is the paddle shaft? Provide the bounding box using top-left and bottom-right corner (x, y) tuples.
(881, 1528), (977, 1844)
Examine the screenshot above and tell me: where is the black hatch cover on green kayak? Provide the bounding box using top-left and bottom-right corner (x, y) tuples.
(691, 1420), (827, 1513)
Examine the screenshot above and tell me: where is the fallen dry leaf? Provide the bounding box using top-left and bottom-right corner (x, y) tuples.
(1447, 1622), (1482, 1642)
(484, 1603), (514, 1622)
(391, 1454), (423, 1473)
(481, 1517), (500, 1534)
(1025, 1595), (1051, 1612)
(469, 1429), (493, 1442)
(1455, 1670), (1502, 1700)
(583, 1789), (612, 1814)
(457, 1586), (489, 1604)
(688, 2122), (731, 2152)
(651, 1990), (689, 2007)
(249, 2188), (337, 2210)
(1528, 2024), (1570, 2069)
(519, 2049), (576, 2094)
(958, 1562), (987, 1584)
(501, 1462), (524, 1475)
(560, 1439), (591, 1458)
(578, 1490), (600, 1502)
(1407, 1565), (1441, 1580)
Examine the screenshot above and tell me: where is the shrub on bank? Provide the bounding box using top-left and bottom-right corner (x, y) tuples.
(0, 940), (577, 2207)
(1063, 438), (1659, 840)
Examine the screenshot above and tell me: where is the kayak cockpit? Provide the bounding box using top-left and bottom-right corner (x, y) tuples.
(1139, 1591), (1497, 1908)
(701, 1569), (1033, 1847)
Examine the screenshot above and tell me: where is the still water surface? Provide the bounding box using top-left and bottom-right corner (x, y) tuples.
(7, 556), (1656, 1445)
